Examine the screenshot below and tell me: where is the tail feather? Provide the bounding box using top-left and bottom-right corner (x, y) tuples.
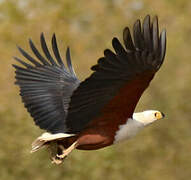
(31, 132), (75, 153)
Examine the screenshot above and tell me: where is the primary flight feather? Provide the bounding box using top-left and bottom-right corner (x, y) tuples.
(13, 15), (166, 164)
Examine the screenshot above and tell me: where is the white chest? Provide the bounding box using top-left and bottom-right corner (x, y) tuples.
(113, 118), (144, 144)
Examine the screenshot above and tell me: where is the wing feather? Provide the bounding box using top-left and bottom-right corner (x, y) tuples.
(65, 15), (166, 133)
(13, 34), (80, 133)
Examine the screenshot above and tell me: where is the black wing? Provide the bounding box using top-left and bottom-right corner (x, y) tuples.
(13, 33), (80, 133)
(65, 15), (166, 133)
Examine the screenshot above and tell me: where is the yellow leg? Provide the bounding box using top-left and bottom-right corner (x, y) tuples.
(56, 141), (78, 159)
(48, 142), (63, 165)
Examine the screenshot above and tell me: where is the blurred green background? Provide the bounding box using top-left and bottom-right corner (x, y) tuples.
(1, 0), (191, 179)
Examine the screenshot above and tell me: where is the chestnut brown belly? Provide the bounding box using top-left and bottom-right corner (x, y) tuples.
(61, 127), (115, 150)
(76, 133), (113, 150)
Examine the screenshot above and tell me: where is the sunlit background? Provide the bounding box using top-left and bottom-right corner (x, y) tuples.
(1, 0), (191, 179)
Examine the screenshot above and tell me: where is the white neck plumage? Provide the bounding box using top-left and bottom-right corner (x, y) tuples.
(113, 110), (164, 144)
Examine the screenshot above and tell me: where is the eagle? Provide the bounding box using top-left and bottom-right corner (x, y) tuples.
(13, 15), (166, 164)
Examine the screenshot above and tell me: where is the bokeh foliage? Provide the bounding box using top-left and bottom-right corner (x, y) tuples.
(1, 0), (191, 179)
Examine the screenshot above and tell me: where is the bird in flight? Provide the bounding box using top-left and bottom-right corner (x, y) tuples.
(13, 15), (166, 164)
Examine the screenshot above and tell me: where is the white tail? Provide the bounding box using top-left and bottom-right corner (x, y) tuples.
(31, 132), (75, 153)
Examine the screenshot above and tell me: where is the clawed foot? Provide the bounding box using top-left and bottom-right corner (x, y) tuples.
(51, 152), (68, 165)
(49, 143), (65, 164)
(51, 156), (65, 165)
(50, 141), (78, 165)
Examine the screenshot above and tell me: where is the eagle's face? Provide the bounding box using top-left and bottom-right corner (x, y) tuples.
(133, 110), (165, 126)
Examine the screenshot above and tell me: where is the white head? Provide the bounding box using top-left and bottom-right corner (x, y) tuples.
(133, 110), (165, 126)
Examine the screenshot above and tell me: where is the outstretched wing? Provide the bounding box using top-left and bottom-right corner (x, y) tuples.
(13, 34), (80, 133)
(66, 15), (166, 133)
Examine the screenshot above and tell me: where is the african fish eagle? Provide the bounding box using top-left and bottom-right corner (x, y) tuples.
(13, 15), (166, 164)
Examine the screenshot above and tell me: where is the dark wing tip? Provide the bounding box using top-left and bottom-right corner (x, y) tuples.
(16, 45), (24, 53)
(143, 15), (152, 50)
(143, 14), (151, 30)
(15, 33), (77, 78)
(111, 37), (118, 50)
(152, 16), (159, 52)
(143, 15), (151, 26)
(112, 37), (126, 55)
(51, 33), (65, 66)
(40, 32), (57, 66)
(16, 45), (42, 67)
(133, 19), (145, 50)
(51, 33), (56, 44)
(66, 47), (76, 76)
(40, 32), (44, 39)
(112, 37), (118, 44)
(133, 19), (141, 30)
(144, 14), (151, 21)
(153, 15), (158, 23)
(122, 15), (166, 71)
(159, 29), (166, 67)
(123, 26), (135, 51)
(13, 56), (33, 69)
(28, 37), (50, 66)
(107, 14), (167, 72)
(133, 19), (141, 35)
